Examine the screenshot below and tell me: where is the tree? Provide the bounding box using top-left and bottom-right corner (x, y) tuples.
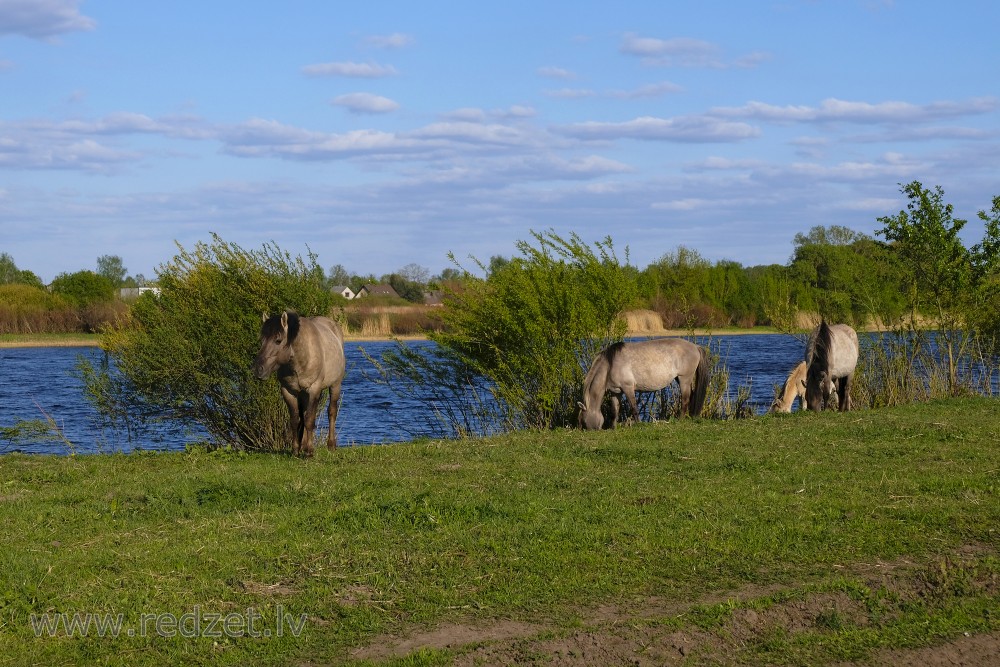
(368, 230), (637, 434)
(96, 255), (128, 288)
(49, 270), (115, 307)
(876, 182), (984, 393)
(326, 263), (352, 288)
(79, 235), (334, 451)
(0, 253), (44, 289)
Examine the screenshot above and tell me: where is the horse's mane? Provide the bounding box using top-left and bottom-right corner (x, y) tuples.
(582, 342), (625, 396)
(809, 320), (833, 372)
(262, 311), (301, 342)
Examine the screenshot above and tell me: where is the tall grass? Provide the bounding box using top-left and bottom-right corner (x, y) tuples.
(854, 327), (999, 408)
(0, 284), (126, 334)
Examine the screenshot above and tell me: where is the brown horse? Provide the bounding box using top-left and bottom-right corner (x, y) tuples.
(254, 311), (346, 456)
(578, 338), (709, 429)
(804, 320), (859, 412)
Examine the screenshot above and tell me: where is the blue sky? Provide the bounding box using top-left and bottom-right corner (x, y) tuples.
(2, 0), (999, 283)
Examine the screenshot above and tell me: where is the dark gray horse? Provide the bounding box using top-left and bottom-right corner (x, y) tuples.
(578, 338), (709, 429)
(254, 311), (346, 456)
(804, 320), (859, 412)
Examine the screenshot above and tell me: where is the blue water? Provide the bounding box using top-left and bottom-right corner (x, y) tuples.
(0, 335), (808, 455)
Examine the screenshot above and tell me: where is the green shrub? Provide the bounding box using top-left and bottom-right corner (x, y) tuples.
(79, 235), (334, 451)
(368, 230), (638, 434)
(49, 270), (115, 307)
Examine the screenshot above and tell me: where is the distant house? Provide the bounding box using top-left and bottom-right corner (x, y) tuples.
(331, 285), (355, 300)
(119, 287), (161, 299)
(356, 284), (400, 299)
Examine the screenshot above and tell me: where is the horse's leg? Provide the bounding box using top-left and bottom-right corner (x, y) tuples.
(625, 386), (639, 425)
(605, 394), (618, 428)
(326, 381), (342, 449)
(300, 391), (322, 457)
(838, 374), (853, 412)
(678, 377), (692, 417)
(280, 387), (301, 456)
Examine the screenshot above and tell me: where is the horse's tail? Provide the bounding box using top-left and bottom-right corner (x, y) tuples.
(690, 347), (710, 417)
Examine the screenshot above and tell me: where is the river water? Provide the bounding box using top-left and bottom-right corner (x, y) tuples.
(0, 335), (809, 455)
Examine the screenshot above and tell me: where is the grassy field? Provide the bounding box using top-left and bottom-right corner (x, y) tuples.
(1, 397), (999, 666)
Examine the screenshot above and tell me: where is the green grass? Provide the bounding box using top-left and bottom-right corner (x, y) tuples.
(1, 397), (999, 665)
(0, 332), (100, 347)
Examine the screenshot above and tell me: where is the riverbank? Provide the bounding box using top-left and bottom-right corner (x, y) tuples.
(4, 397), (999, 665)
(0, 326), (783, 349)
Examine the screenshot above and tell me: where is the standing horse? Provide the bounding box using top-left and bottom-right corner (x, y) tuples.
(254, 311), (346, 456)
(577, 338), (709, 429)
(804, 320), (859, 412)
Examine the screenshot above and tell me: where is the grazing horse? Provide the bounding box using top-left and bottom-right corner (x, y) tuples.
(804, 320), (859, 412)
(771, 360), (838, 413)
(578, 338), (709, 429)
(254, 311), (346, 456)
(771, 361), (808, 413)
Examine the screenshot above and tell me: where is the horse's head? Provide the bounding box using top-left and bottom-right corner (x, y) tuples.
(577, 400), (604, 430)
(253, 311), (299, 379)
(805, 366), (832, 412)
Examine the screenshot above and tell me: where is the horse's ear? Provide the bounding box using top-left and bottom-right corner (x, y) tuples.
(261, 312), (268, 324)
(577, 401), (586, 411)
(280, 311), (289, 331)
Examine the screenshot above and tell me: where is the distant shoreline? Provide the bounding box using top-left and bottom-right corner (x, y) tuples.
(0, 328), (785, 349)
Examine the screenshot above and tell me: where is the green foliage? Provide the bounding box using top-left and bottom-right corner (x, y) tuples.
(79, 234), (334, 451)
(49, 270), (115, 307)
(96, 254), (128, 288)
(0, 252), (44, 289)
(876, 182), (998, 393)
(372, 230), (638, 433)
(0, 284), (77, 334)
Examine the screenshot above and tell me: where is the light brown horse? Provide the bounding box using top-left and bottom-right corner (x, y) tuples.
(254, 311), (346, 456)
(804, 320), (859, 412)
(578, 338), (709, 429)
(771, 361), (808, 413)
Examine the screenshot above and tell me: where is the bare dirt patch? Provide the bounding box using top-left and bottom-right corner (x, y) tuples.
(345, 548), (999, 666)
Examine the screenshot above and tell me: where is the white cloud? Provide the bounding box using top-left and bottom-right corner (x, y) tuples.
(556, 115), (761, 143)
(0, 0), (95, 40)
(301, 61), (398, 78)
(712, 97), (999, 124)
(365, 32), (414, 49)
(538, 66), (575, 79)
(332, 92), (400, 114)
(609, 82), (683, 98)
(544, 87), (597, 99)
(619, 33), (771, 69)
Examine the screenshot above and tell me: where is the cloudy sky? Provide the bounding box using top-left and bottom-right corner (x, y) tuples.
(2, 0), (998, 282)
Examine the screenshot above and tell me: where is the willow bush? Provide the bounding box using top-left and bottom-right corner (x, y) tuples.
(79, 235), (334, 451)
(366, 230), (638, 435)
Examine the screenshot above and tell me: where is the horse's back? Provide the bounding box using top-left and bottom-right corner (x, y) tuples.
(618, 338), (701, 390)
(301, 316), (346, 383)
(830, 324), (859, 375)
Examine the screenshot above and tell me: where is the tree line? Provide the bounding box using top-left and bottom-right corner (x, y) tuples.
(3, 181), (999, 342)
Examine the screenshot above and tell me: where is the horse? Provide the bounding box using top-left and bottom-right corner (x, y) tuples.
(771, 360), (838, 413)
(577, 338), (709, 429)
(771, 361), (808, 413)
(804, 320), (859, 412)
(253, 311), (346, 456)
